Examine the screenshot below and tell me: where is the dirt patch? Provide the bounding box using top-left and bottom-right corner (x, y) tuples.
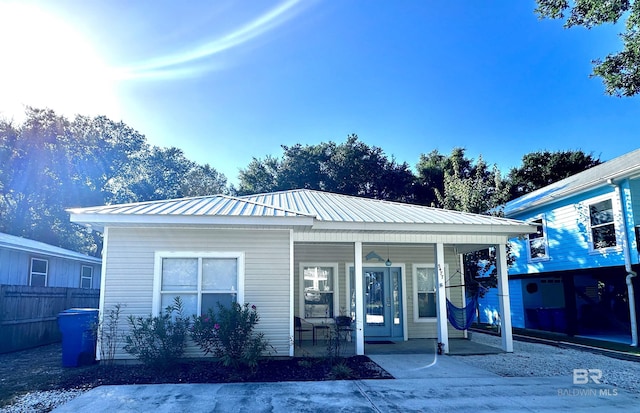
(0, 344), (392, 407)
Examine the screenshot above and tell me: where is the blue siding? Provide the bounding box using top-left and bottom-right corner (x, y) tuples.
(508, 185), (628, 275)
(477, 280), (524, 328)
(623, 178), (640, 265)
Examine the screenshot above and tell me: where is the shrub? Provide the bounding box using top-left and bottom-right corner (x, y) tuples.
(96, 303), (124, 366)
(123, 297), (190, 368)
(191, 302), (273, 370)
(329, 362), (353, 379)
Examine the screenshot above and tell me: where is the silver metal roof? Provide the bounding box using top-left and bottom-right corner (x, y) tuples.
(69, 189), (531, 229)
(70, 194), (312, 218)
(0, 232), (101, 263)
(242, 190), (527, 226)
(503, 148), (640, 216)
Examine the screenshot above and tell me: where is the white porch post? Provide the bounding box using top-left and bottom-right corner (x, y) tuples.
(496, 243), (513, 352)
(435, 243), (449, 354)
(354, 241), (365, 355)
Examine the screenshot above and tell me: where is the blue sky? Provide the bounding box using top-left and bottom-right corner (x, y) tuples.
(1, 1), (638, 185)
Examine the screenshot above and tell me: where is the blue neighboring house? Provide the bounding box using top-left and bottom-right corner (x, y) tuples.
(479, 149), (640, 346)
(0, 232), (102, 289)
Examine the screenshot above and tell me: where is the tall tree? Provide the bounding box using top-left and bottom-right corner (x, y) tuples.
(236, 135), (415, 201)
(535, 0), (640, 97)
(414, 150), (447, 207)
(506, 150), (601, 201)
(0, 108), (228, 255)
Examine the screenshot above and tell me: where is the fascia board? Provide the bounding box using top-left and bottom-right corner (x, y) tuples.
(310, 221), (538, 236)
(505, 165), (640, 217)
(69, 213), (315, 231)
(0, 241), (101, 263)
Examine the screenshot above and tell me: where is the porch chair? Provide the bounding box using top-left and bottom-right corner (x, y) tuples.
(294, 316), (314, 346)
(335, 316), (353, 342)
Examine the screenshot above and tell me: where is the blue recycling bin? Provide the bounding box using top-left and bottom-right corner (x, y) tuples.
(57, 308), (99, 367)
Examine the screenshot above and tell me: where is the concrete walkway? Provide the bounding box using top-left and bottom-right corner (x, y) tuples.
(53, 353), (639, 412)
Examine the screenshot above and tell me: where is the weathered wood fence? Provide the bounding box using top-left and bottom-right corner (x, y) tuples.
(0, 285), (99, 353)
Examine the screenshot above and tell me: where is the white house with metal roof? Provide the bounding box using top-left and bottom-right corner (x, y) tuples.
(0, 232), (102, 289)
(69, 189), (536, 359)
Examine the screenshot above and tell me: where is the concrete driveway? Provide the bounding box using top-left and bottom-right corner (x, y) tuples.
(52, 353), (639, 412)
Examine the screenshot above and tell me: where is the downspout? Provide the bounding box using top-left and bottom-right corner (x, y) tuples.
(609, 179), (638, 346)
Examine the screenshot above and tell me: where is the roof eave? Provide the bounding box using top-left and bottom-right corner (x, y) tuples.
(505, 165), (640, 217)
(69, 213), (316, 233)
(311, 221), (538, 236)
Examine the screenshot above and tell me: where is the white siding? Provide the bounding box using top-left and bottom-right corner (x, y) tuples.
(103, 227), (291, 360)
(293, 243), (464, 340)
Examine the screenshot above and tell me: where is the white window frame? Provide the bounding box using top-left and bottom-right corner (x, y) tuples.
(299, 263), (339, 320)
(153, 251), (245, 316)
(80, 265), (93, 289)
(412, 263), (443, 323)
(586, 195), (622, 254)
(527, 216), (549, 262)
(29, 257), (48, 287)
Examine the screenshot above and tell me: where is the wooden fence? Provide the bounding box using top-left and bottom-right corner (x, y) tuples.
(0, 285), (100, 353)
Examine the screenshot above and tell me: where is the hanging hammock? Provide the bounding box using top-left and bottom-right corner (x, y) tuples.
(446, 293), (479, 331)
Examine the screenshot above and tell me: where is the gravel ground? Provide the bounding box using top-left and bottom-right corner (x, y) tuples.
(460, 332), (640, 393)
(3, 334), (639, 412)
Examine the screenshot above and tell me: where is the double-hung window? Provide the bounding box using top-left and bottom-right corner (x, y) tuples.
(414, 264), (437, 320)
(30, 258), (48, 287)
(301, 264), (336, 319)
(81, 265), (93, 289)
(155, 252), (244, 316)
(588, 198), (618, 251)
(527, 218), (548, 261)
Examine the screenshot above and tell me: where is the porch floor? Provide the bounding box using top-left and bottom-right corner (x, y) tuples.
(294, 338), (503, 357)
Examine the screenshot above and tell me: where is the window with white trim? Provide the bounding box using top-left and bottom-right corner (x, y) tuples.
(30, 258), (48, 287)
(301, 264), (336, 319)
(414, 264), (437, 319)
(81, 265), (93, 289)
(527, 218), (548, 261)
(588, 198), (618, 250)
(156, 253), (244, 316)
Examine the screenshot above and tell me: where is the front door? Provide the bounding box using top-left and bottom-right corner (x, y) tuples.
(363, 267), (403, 340)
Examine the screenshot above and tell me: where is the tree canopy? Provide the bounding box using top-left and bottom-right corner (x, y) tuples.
(535, 0), (640, 97)
(0, 108), (605, 258)
(236, 135), (415, 201)
(0, 108), (227, 255)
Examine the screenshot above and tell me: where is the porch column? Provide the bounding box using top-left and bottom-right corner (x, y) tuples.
(354, 241), (365, 355)
(435, 243), (449, 354)
(496, 243), (513, 352)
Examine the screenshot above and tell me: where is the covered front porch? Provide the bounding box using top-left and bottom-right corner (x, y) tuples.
(294, 337), (504, 357)
(289, 237), (516, 357)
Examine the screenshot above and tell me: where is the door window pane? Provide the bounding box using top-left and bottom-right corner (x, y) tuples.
(365, 271), (384, 325)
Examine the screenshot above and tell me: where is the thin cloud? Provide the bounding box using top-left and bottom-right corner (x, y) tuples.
(118, 0), (306, 80)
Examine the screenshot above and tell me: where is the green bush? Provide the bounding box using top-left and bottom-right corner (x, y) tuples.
(123, 297), (190, 368)
(191, 302), (273, 370)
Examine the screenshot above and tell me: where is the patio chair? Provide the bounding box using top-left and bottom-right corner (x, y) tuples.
(295, 316), (314, 346)
(335, 316), (353, 342)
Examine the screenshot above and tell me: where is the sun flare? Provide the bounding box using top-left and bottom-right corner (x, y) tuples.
(0, 3), (119, 121)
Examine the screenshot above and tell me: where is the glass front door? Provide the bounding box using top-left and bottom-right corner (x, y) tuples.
(356, 267), (403, 340)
